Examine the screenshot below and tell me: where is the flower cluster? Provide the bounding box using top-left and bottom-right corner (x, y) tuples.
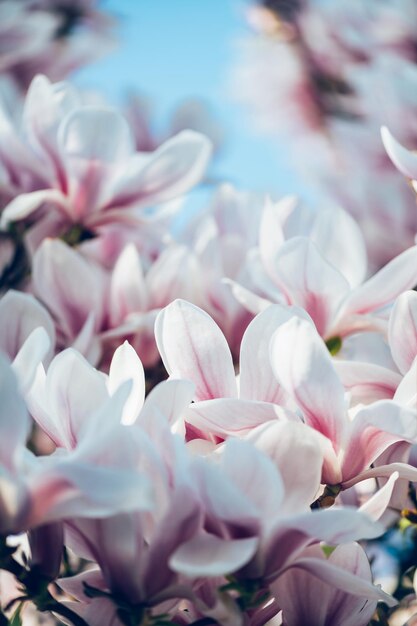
(2, 3), (417, 626)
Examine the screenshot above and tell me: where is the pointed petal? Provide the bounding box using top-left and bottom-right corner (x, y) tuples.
(170, 533), (258, 578)
(270, 317), (347, 450)
(342, 401), (417, 481)
(155, 299), (237, 401)
(389, 290), (417, 374)
(108, 341), (145, 425)
(239, 304), (308, 404)
(381, 126), (417, 179)
(341, 246), (417, 317)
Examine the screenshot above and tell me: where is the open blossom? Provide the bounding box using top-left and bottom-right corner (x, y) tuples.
(270, 316), (417, 488)
(230, 198), (417, 350)
(0, 75), (212, 250)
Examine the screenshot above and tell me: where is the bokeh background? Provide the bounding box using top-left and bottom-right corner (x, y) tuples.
(75, 0), (301, 198)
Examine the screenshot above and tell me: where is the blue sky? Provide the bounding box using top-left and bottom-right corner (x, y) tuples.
(75, 0), (302, 196)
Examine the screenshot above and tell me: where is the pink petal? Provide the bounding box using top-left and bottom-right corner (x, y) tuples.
(270, 317), (347, 451)
(155, 299), (237, 401)
(342, 401), (417, 481)
(389, 290), (417, 374)
(239, 304), (307, 404)
(109, 130), (212, 209)
(108, 341), (145, 425)
(170, 532), (258, 578)
(381, 126), (417, 179)
(340, 245), (417, 318)
(267, 237), (350, 337)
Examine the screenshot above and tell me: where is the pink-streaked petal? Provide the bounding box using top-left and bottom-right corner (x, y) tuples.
(269, 237), (350, 337)
(342, 462), (417, 490)
(140, 378), (195, 434)
(12, 327), (51, 394)
(32, 239), (106, 341)
(262, 508), (382, 582)
(221, 437), (285, 523)
(109, 244), (148, 326)
(239, 304), (309, 404)
(342, 401), (417, 481)
(389, 291), (417, 374)
(223, 278), (275, 315)
(147, 245), (203, 309)
(58, 107), (134, 220)
(0, 290), (55, 361)
(186, 399), (292, 438)
(359, 471), (399, 521)
(340, 246), (417, 318)
(0, 354), (30, 471)
(27, 461), (153, 527)
(288, 547), (395, 606)
(108, 341), (145, 425)
(28, 349), (109, 449)
(272, 544), (378, 626)
(270, 317), (347, 450)
(155, 299), (237, 401)
(394, 358), (417, 407)
(109, 130), (212, 209)
(334, 360), (400, 405)
(309, 206), (367, 289)
(170, 533), (258, 578)
(0, 189), (69, 226)
(258, 197), (287, 282)
(381, 126), (417, 180)
(247, 421), (323, 514)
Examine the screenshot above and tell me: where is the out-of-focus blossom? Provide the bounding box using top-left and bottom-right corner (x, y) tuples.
(0, 75), (212, 253)
(272, 543), (378, 626)
(0, 0), (115, 90)
(233, 0), (417, 268)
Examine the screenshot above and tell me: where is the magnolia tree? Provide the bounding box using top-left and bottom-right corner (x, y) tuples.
(1, 2), (417, 626)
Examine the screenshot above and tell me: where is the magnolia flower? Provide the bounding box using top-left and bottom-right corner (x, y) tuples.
(155, 299), (306, 440)
(230, 198), (417, 350)
(270, 316), (417, 488)
(0, 75), (212, 244)
(0, 352), (153, 535)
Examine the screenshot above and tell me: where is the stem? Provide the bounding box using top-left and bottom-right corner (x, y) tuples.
(311, 484), (341, 509)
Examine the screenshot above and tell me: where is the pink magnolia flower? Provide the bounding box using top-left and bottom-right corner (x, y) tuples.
(0, 75), (212, 245)
(231, 198), (417, 349)
(271, 543), (379, 626)
(155, 299), (306, 441)
(0, 352), (152, 535)
(270, 315), (417, 487)
(1, 0), (115, 90)
(30, 237), (213, 366)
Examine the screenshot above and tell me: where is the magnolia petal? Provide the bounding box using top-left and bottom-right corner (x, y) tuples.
(359, 472), (399, 521)
(341, 246), (417, 317)
(342, 401), (417, 481)
(1, 189), (69, 226)
(270, 317), (347, 451)
(239, 304), (307, 404)
(108, 341), (145, 425)
(389, 291), (417, 374)
(170, 532), (258, 578)
(155, 299), (237, 401)
(381, 126), (417, 180)
(186, 398), (290, 438)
